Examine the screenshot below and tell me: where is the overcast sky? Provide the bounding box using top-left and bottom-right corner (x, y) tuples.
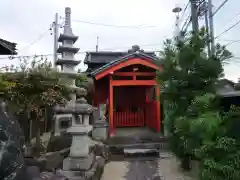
(0, 0), (239, 81)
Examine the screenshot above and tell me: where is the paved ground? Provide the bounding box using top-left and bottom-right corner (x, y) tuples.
(101, 152), (194, 180)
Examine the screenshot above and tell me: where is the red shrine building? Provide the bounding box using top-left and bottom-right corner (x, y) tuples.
(84, 45), (163, 136)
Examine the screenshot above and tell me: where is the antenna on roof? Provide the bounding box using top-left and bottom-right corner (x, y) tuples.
(96, 36), (99, 52)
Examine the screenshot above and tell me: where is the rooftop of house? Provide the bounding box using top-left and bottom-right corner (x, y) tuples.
(216, 79), (240, 97)
(0, 38), (17, 55)
(84, 45), (157, 64)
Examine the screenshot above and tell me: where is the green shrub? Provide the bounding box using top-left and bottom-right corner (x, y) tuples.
(171, 116), (192, 170)
(223, 106), (240, 140)
(198, 137), (240, 180)
(163, 101), (178, 135)
(170, 94), (223, 170)
(195, 106), (240, 180)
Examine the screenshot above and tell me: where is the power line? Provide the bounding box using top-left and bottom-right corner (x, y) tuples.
(209, 0), (230, 54)
(224, 11), (240, 25)
(18, 29), (50, 52)
(181, 14), (191, 32)
(215, 18), (240, 39)
(73, 19), (159, 28)
(218, 39), (240, 42)
(0, 43), (164, 61)
(0, 53), (53, 60)
(99, 43), (163, 51)
(212, 0), (229, 17)
(217, 39), (240, 46)
(214, 10), (240, 39)
(179, 2), (190, 23)
(60, 17), (160, 29)
(224, 40), (240, 46)
(214, 11), (240, 40)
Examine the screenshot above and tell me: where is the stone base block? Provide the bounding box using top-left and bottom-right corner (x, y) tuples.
(63, 153), (95, 171)
(92, 122), (108, 141)
(57, 156), (105, 180)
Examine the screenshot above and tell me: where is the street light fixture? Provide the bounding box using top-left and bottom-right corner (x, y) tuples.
(172, 5), (182, 39)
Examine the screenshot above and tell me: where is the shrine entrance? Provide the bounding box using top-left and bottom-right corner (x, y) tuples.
(113, 85), (159, 132)
(92, 54), (162, 136)
(113, 86), (145, 128)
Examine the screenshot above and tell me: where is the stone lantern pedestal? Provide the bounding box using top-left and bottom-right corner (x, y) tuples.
(56, 88), (105, 180)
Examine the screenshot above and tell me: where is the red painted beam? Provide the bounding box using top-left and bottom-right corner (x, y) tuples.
(95, 58), (160, 80)
(111, 79), (157, 86)
(113, 72), (156, 76)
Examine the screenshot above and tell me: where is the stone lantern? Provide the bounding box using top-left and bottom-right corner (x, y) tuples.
(55, 87), (102, 179)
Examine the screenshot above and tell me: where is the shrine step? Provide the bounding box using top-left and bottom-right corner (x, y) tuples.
(108, 142), (168, 157)
(106, 132), (168, 158)
(109, 142), (167, 150)
(109, 147), (160, 161)
(124, 148), (159, 157)
(123, 148), (158, 154)
(107, 137), (168, 152)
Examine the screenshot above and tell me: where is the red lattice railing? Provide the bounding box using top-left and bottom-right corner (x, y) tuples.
(113, 111), (144, 127)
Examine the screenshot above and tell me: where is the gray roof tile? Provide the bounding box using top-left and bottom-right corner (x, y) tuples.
(84, 51), (156, 64)
(91, 51), (162, 77)
(0, 38), (17, 55)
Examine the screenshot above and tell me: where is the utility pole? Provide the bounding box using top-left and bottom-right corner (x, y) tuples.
(52, 13), (59, 67)
(204, 0), (211, 57)
(189, 0), (199, 33)
(208, 0), (215, 55)
(96, 36), (99, 52)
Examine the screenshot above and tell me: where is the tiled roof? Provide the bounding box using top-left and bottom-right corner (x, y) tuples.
(84, 51), (128, 64)
(84, 51), (156, 64)
(216, 79), (240, 97)
(0, 38), (17, 55)
(91, 51), (162, 76)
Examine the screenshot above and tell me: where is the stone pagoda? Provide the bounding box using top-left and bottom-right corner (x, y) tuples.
(56, 7), (80, 76)
(54, 7), (80, 136)
(52, 7), (105, 179)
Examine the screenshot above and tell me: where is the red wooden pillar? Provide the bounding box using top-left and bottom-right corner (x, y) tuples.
(92, 81), (96, 106)
(109, 76), (114, 136)
(145, 87), (148, 126)
(145, 87), (148, 102)
(155, 85), (161, 132)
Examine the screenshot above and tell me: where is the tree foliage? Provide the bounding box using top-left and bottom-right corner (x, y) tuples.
(0, 57), (87, 151)
(156, 28), (240, 179)
(157, 28), (232, 138)
(157, 28), (232, 118)
(2, 59), (70, 115)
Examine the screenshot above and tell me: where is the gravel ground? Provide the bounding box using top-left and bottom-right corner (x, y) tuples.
(101, 152), (194, 180)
